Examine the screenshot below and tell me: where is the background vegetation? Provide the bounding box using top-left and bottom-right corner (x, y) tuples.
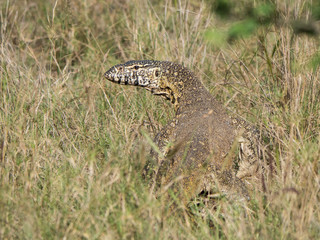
(1, 0), (319, 239)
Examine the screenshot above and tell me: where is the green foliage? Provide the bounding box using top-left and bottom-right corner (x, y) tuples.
(206, 0), (319, 72)
(310, 49), (320, 71)
(253, 3), (276, 24)
(204, 29), (228, 47)
(206, 0), (319, 47)
(205, 1), (276, 44)
(210, 0), (231, 18)
(312, 2), (320, 20)
(228, 19), (258, 41)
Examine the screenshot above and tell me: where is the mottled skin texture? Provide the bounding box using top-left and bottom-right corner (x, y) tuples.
(104, 60), (260, 206)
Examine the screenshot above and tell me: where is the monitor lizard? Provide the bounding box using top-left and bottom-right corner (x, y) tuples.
(104, 60), (261, 208)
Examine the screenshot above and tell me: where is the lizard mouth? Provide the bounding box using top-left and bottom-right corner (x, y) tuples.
(148, 87), (172, 101)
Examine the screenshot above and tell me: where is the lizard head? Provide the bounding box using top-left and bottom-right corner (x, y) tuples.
(104, 60), (173, 100)
(105, 60), (199, 107)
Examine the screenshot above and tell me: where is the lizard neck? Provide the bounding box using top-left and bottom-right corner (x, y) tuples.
(159, 63), (209, 112)
(168, 75), (211, 113)
(175, 86), (214, 113)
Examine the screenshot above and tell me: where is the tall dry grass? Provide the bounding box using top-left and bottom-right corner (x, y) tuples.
(0, 0), (319, 239)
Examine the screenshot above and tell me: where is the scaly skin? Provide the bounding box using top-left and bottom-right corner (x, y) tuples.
(104, 60), (260, 207)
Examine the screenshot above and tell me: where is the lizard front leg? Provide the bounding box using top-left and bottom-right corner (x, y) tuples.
(142, 118), (177, 187)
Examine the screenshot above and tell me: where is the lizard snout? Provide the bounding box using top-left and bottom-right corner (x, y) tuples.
(104, 66), (116, 81)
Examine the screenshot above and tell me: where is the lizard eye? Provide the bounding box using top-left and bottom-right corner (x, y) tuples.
(134, 65), (139, 70)
(154, 70), (160, 77)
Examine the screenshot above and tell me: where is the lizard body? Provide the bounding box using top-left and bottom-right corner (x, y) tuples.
(104, 60), (260, 206)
